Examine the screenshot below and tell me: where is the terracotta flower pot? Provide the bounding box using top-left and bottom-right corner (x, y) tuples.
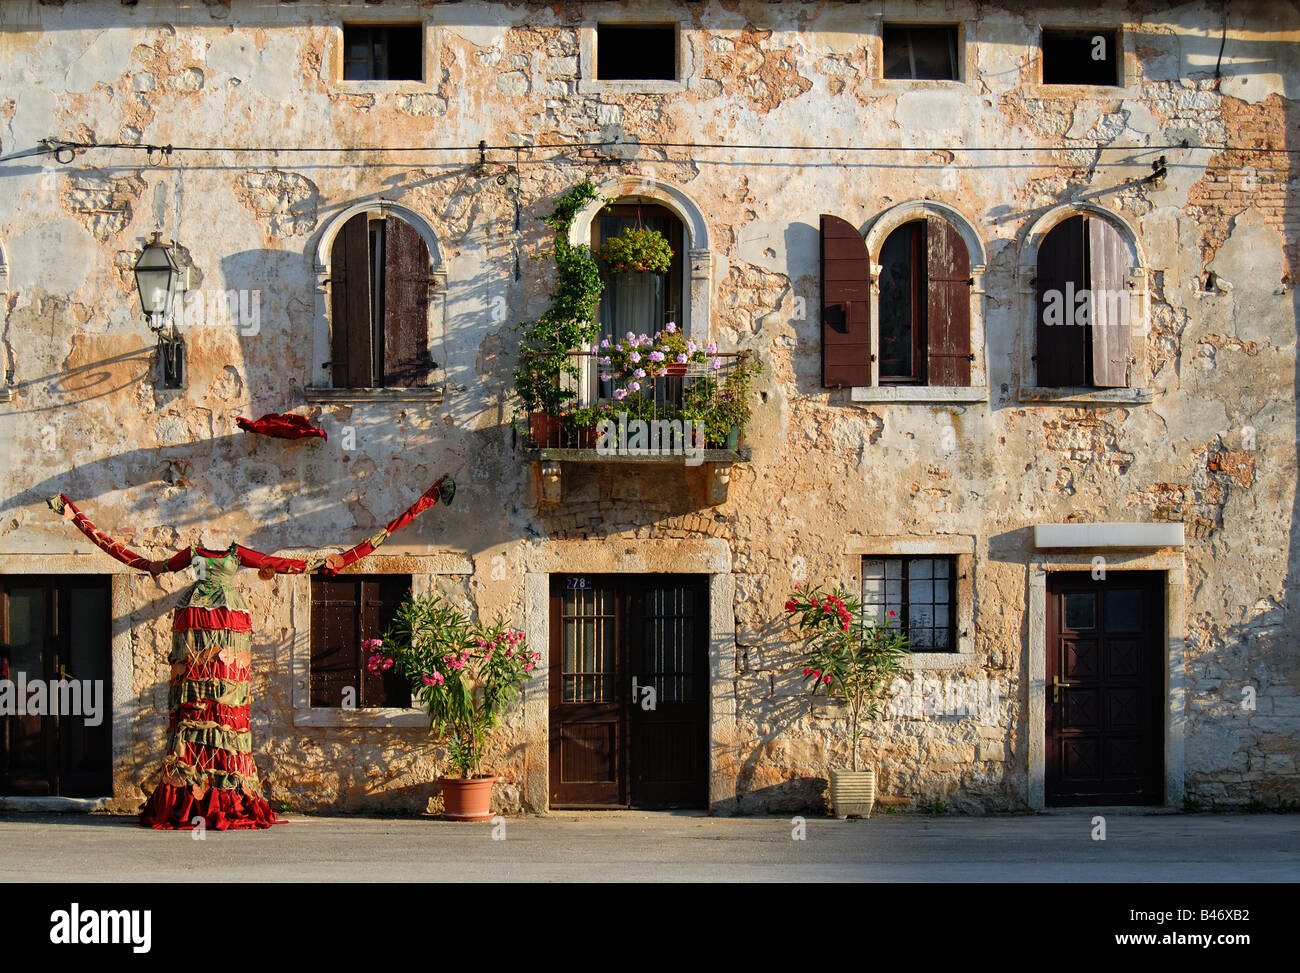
(438, 776), (497, 822)
(829, 769), (875, 819)
(529, 412), (564, 448)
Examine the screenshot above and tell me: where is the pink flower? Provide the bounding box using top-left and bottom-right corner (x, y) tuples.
(648, 351), (665, 362)
(524, 663), (534, 672)
(614, 388), (628, 400)
(634, 368), (646, 379)
(711, 357), (722, 370)
(676, 353), (688, 363)
(628, 381), (640, 393)
(803, 667), (812, 676)
(664, 322), (677, 333)
(707, 342), (717, 354)
(823, 675), (832, 684)
(600, 373), (612, 382)
(363, 638), (383, 649)
(382, 658), (393, 670)
(629, 351), (641, 364)
(532, 652), (541, 660)
(599, 337), (611, 348)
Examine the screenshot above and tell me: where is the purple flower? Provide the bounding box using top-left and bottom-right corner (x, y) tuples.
(711, 357), (722, 370)
(599, 338), (610, 348)
(676, 353), (688, 363)
(664, 322), (677, 333)
(626, 331), (636, 341)
(629, 351), (641, 363)
(648, 350), (665, 362)
(628, 381), (640, 392)
(599, 356), (611, 366)
(634, 368), (646, 378)
(613, 388), (628, 400)
(687, 340), (697, 353)
(707, 342), (718, 354)
(600, 372), (612, 382)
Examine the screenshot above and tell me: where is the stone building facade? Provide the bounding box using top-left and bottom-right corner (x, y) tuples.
(0, 0), (1296, 815)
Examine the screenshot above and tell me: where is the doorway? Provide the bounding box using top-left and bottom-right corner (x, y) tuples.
(0, 576), (113, 797)
(548, 574), (708, 809)
(1045, 572), (1164, 805)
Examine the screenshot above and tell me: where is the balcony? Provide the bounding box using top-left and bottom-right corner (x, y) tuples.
(520, 351), (756, 506)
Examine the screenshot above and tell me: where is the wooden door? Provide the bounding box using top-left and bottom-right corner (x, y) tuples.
(1046, 572), (1163, 805)
(1, 577), (112, 797)
(549, 574), (708, 809)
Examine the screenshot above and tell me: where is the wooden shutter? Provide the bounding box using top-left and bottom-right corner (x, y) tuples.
(1088, 218), (1132, 388)
(1035, 216), (1087, 387)
(310, 576), (361, 707)
(820, 214), (873, 387)
(329, 213), (373, 389)
(924, 217), (972, 386)
(358, 577), (411, 708)
(382, 218), (431, 388)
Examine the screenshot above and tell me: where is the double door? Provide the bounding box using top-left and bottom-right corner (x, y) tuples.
(1, 576), (112, 796)
(549, 574), (708, 809)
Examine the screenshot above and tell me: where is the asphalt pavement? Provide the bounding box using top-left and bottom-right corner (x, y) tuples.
(2, 810), (1297, 882)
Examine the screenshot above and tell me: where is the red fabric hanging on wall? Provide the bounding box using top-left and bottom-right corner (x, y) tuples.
(235, 413), (327, 441)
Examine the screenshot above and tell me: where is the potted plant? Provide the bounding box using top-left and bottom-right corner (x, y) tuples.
(784, 583), (908, 818)
(684, 351), (763, 448)
(514, 180), (608, 445)
(597, 324), (718, 400)
(564, 405), (607, 448)
(367, 594), (540, 821)
(597, 225), (675, 274)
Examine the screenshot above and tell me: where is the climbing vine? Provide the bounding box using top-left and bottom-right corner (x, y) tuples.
(514, 180), (608, 415)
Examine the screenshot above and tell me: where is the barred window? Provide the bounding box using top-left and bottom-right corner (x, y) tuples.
(861, 556), (957, 652)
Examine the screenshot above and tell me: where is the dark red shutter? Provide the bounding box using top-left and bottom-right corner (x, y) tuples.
(310, 576), (361, 707)
(924, 217), (972, 386)
(1035, 215), (1087, 387)
(359, 577), (411, 708)
(330, 213), (373, 389)
(382, 218), (431, 388)
(820, 214), (873, 387)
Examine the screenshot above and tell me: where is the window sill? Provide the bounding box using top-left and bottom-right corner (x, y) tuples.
(304, 386), (445, 405)
(850, 386), (988, 404)
(293, 707), (427, 729)
(900, 651), (975, 671)
(1017, 387), (1153, 405)
(576, 78), (687, 95)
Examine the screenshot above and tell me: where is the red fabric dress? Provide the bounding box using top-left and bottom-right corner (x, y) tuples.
(138, 544), (279, 830)
(44, 476), (455, 831)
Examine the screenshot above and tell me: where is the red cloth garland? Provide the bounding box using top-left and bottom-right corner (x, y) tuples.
(45, 475), (454, 578)
(235, 413), (327, 441)
(139, 785), (279, 831)
(172, 606), (252, 632)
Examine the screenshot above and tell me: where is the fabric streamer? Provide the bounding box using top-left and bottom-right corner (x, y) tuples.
(235, 413), (328, 441)
(45, 475), (455, 831)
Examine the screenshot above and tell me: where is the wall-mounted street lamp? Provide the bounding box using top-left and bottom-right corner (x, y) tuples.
(133, 232), (185, 389)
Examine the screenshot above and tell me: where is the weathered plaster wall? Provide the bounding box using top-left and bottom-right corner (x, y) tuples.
(0, 0), (1296, 813)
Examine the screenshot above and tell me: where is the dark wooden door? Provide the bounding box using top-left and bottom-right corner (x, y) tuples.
(1046, 572), (1163, 805)
(549, 574), (708, 809)
(1, 577), (112, 797)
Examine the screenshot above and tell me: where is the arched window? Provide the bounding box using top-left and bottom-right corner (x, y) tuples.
(1034, 213), (1134, 388)
(327, 210), (432, 389)
(594, 202), (687, 344)
(822, 202), (985, 395)
(876, 217), (971, 385)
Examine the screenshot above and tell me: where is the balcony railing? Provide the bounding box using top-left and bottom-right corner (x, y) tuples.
(522, 351), (752, 451)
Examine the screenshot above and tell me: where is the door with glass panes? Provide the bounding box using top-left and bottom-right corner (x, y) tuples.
(0, 576), (112, 796)
(548, 574), (708, 809)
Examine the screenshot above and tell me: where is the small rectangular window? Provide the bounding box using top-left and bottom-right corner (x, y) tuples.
(597, 24), (677, 81)
(1041, 28), (1118, 86)
(882, 25), (960, 81)
(862, 556), (957, 653)
(342, 24), (423, 82)
(310, 575), (412, 708)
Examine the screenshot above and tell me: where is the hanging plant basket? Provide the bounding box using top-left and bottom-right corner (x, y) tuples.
(598, 226), (674, 275)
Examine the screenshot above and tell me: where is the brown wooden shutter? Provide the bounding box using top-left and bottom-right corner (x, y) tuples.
(924, 217), (972, 387)
(1035, 216), (1087, 387)
(382, 218), (431, 388)
(820, 214), (873, 387)
(329, 213), (373, 389)
(359, 576), (412, 708)
(310, 576), (361, 707)
(1087, 218), (1132, 388)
